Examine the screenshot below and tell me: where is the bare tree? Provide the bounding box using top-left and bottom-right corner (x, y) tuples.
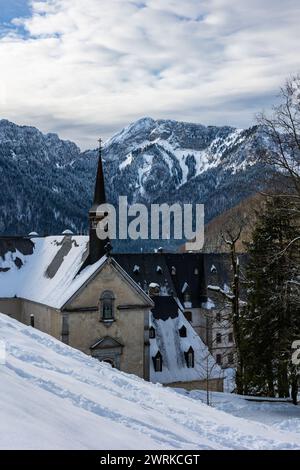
(257, 75), (300, 199)
(208, 227), (246, 394)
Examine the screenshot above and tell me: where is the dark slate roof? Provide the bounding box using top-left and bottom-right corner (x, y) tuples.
(151, 296), (180, 321)
(165, 253), (207, 306)
(113, 253), (175, 296)
(204, 253), (248, 300)
(114, 252), (207, 307)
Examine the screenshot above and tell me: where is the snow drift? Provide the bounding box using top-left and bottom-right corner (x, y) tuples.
(0, 313), (300, 450)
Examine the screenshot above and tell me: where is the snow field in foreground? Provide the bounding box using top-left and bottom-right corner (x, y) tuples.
(0, 313), (300, 450)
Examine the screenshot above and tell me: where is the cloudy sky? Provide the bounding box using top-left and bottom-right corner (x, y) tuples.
(0, 0), (300, 149)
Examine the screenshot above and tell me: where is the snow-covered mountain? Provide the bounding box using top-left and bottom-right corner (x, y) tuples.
(0, 119), (99, 235)
(102, 117), (270, 219)
(1, 313), (299, 450)
(0, 118), (271, 239)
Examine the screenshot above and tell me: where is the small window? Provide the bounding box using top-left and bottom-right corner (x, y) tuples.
(149, 283), (160, 296)
(133, 265), (140, 274)
(149, 326), (156, 339)
(228, 352), (234, 364)
(184, 311), (192, 322)
(30, 314), (35, 328)
(185, 347), (194, 368)
(156, 265), (162, 274)
(228, 332), (233, 343)
(194, 267), (199, 275)
(179, 325), (187, 337)
(184, 292), (191, 303)
(100, 291), (114, 321)
(216, 354), (222, 365)
(216, 312), (221, 322)
(153, 351), (163, 372)
(171, 266), (176, 275)
(216, 333), (222, 344)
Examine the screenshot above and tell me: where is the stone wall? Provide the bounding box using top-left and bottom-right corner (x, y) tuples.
(0, 298), (22, 321)
(167, 377), (224, 392)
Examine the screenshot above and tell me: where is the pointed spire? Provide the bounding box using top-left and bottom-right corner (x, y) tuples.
(93, 138), (106, 205)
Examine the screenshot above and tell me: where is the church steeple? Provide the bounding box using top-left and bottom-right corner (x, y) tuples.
(92, 138), (106, 206)
(88, 138), (109, 264)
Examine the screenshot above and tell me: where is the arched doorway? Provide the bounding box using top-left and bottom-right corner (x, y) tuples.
(90, 336), (124, 370)
(102, 358), (115, 368)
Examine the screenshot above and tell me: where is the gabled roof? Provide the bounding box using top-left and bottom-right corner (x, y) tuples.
(0, 235), (154, 310)
(63, 255), (154, 310)
(90, 336), (124, 350)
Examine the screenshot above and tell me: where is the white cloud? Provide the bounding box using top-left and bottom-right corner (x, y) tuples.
(0, 0), (299, 148)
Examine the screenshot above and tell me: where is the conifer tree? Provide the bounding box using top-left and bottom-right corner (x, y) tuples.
(243, 195), (300, 398)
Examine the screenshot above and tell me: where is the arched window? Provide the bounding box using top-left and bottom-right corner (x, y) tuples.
(185, 347), (194, 368)
(179, 325), (187, 337)
(149, 326), (156, 339)
(100, 291), (115, 321)
(152, 351), (163, 372)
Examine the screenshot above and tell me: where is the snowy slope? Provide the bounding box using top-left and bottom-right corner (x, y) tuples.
(1, 313), (300, 450)
(177, 389), (300, 433)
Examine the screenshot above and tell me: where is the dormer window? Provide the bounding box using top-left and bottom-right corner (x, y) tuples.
(100, 291), (114, 321)
(185, 347), (194, 368)
(149, 283), (160, 296)
(149, 326), (156, 339)
(133, 265), (140, 274)
(153, 351), (163, 372)
(179, 325), (187, 337)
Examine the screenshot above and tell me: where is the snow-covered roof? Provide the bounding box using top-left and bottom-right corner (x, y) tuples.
(0, 235), (108, 309)
(149, 303), (222, 384)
